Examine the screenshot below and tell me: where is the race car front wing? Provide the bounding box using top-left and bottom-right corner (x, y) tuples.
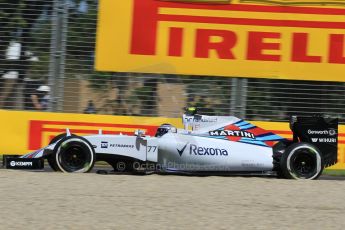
(2, 155), (44, 170)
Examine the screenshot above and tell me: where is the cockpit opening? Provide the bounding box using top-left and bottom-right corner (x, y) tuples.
(155, 124), (177, 137)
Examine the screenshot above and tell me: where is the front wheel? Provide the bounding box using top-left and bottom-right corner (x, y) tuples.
(53, 136), (95, 173)
(280, 142), (324, 180)
(47, 133), (75, 171)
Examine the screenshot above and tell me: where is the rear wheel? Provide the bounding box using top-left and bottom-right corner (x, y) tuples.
(53, 136), (95, 173)
(280, 142), (323, 180)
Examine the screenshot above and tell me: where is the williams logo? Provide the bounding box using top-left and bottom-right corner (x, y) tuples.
(101, 141), (108, 148)
(209, 130), (255, 139)
(177, 143), (228, 156)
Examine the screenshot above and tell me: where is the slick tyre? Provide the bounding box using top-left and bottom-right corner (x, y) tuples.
(53, 136), (95, 173)
(280, 142), (323, 180)
(47, 133), (77, 171)
(47, 133), (70, 171)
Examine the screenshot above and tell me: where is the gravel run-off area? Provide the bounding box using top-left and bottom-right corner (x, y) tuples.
(1, 170), (345, 230)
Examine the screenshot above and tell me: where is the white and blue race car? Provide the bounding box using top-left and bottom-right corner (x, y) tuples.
(4, 108), (338, 180)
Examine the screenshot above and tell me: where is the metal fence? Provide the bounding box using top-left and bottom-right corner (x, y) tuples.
(1, 0), (345, 122)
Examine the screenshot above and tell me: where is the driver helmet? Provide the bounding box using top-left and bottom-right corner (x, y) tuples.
(185, 107), (198, 116)
(155, 124), (177, 137)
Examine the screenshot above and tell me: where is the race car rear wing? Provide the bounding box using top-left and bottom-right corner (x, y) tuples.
(290, 115), (338, 167)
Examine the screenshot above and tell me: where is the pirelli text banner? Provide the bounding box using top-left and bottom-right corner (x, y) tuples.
(95, 0), (345, 82)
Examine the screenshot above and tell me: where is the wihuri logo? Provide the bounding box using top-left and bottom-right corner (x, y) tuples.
(311, 138), (336, 143)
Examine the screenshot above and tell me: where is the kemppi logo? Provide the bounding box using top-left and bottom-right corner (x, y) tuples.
(28, 120), (158, 150)
(10, 161), (33, 167)
(130, 0), (345, 63)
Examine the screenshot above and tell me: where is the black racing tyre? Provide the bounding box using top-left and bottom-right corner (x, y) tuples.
(49, 133), (68, 145)
(47, 154), (60, 172)
(280, 142), (324, 180)
(53, 136), (95, 173)
(47, 133), (70, 171)
(47, 133), (77, 171)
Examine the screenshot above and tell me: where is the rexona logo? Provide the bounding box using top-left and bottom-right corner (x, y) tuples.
(209, 130), (255, 139)
(177, 143), (229, 156)
(10, 161), (33, 167)
(177, 142), (189, 156)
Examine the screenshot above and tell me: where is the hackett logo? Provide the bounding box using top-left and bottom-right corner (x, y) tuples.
(130, 0), (345, 64)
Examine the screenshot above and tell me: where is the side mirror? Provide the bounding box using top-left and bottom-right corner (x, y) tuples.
(134, 129), (145, 137)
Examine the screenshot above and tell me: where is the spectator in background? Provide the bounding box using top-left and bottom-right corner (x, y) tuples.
(30, 85), (51, 111)
(84, 100), (96, 114)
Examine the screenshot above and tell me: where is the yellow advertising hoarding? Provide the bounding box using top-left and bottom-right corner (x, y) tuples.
(0, 110), (344, 169)
(240, 0), (345, 6)
(0, 110), (180, 154)
(95, 0), (345, 82)
(162, 0), (231, 2)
